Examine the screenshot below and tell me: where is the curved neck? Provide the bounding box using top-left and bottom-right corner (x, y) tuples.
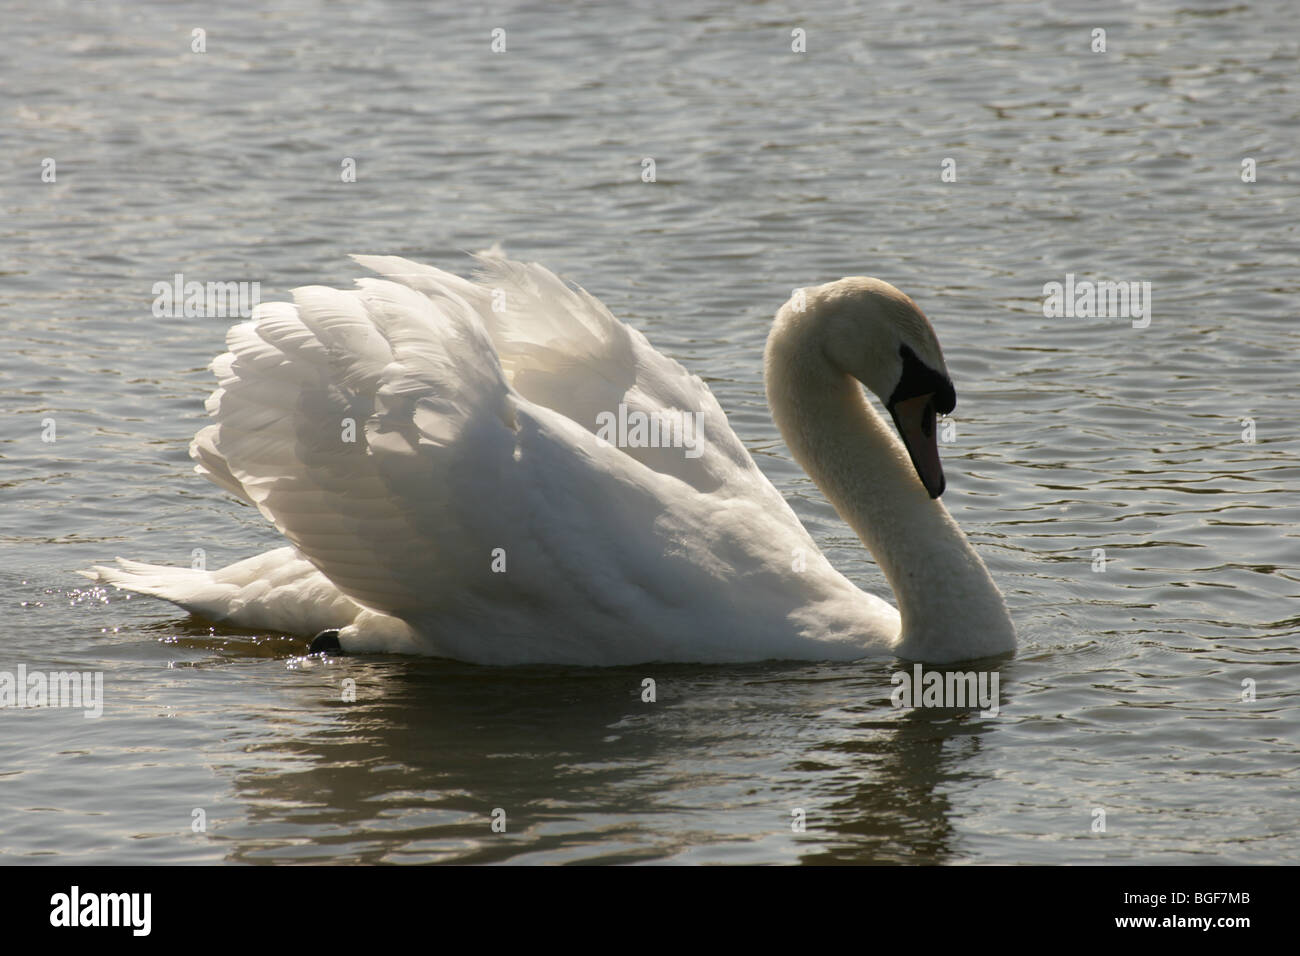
(765, 326), (1014, 660)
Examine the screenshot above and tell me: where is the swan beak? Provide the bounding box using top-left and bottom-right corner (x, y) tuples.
(889, 394), (946, 498)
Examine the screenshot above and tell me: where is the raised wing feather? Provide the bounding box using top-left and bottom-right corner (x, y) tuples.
(351, 253), (771, 497)
(193, 276), (512, 616)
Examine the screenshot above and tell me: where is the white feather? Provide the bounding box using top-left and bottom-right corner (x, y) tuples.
(86, 255), (1015, 664)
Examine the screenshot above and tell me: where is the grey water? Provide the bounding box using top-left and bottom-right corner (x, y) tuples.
(2, 0), (1298, 863)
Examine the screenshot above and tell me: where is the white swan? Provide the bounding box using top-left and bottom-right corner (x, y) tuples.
(86, 254), (1015, 665)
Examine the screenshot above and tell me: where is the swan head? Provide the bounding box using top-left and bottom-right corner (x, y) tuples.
(774, 277), (956, 498)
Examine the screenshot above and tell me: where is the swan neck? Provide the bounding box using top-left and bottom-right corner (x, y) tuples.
(765, 329), (1014, 659)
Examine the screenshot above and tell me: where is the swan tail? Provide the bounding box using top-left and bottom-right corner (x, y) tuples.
(81, 547), (367, 637)
(82, 558), (229, 608)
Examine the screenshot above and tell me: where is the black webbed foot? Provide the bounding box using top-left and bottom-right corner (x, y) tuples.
(308, 628), (343, 654)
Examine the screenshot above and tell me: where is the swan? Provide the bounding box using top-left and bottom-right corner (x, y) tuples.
(85, 253), (1015, 665)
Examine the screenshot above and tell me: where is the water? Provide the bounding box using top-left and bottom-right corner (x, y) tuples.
(2, 0), (1298, 864)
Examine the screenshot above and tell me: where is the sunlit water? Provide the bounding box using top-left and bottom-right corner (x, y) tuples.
(2, 0), (1298, 864)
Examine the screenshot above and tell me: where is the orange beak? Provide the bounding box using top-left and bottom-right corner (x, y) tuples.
(889, 393), (945, 498)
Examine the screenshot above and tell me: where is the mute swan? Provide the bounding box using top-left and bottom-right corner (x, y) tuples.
(86, 254), (1015, 664)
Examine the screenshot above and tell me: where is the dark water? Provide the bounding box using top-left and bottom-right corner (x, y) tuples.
(2, 0), (1298, 863)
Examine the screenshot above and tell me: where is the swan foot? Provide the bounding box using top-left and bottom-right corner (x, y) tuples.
(308, 628), (343, 654)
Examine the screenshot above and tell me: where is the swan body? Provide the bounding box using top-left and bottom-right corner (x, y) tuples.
(86, 254), (1015, 664)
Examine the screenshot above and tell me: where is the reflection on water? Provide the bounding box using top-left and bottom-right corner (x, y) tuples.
(201, 648), (1016, 864)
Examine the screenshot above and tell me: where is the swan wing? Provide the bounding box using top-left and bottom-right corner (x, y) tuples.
(88, 253), (1033, 662)
(186, 256), (878, 661)
(191, 276), (520, 619)
(351, 253), (777, 499)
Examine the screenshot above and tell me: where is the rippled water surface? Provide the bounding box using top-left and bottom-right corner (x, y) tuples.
(2, 0), (1298, 863)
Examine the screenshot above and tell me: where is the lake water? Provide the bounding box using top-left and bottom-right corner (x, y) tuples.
(2, 0), (1298, 864)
